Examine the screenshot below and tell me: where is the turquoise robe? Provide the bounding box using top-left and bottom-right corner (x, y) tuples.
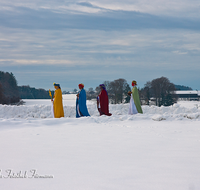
(76, 88), (90, 118)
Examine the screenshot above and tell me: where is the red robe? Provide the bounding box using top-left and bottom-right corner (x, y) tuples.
(99, 89), (112, 116)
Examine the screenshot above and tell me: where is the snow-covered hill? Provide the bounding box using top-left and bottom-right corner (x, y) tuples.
(0, 95), (199, 121)
(0, 97), (200, 190)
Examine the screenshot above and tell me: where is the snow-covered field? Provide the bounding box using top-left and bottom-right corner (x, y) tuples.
(0, 95), (200, 190)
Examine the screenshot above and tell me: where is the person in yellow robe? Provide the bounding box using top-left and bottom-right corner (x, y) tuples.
(52, 83), (64, 118)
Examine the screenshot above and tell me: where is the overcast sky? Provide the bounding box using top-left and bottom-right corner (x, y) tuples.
(0, 0), (200, 91)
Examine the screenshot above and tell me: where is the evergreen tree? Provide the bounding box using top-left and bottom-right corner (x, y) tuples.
(0, 83), (5, 104)
(0, 71), (20, 104)
(124, 83), (131, 103)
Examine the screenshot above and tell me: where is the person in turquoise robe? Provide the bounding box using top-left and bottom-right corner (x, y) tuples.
(76, 83), (90, 118)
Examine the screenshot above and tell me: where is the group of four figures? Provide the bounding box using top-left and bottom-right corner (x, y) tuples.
(51, 80), (142, 118)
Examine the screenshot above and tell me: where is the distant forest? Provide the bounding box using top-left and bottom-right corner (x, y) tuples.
(18, 86), (52, 99)
(174, 85), (192, 91)
(0, 71), (51, 104)
(0, 71), (20, 104)
(0, 70), (194, 105)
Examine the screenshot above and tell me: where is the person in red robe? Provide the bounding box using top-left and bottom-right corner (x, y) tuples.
(97, 84), (112, 116)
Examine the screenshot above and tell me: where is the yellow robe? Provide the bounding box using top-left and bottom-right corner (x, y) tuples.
(53, 88), (64, 118)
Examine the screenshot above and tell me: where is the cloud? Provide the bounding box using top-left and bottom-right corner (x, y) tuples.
(1, 27), (200, 68)
(0, 59), (73, 65)
(0, 1), (200, 90)
(89, 0), (200, 18)
(1, 0), (200, 17)
(1, 5), (200, 32)
(172, 51), (188, 55)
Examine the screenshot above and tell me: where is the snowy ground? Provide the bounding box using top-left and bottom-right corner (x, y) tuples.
(0, 95), (200, 190)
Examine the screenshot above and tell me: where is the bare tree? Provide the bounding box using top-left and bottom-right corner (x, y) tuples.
(86, 87), (96, 100)
(73, 89), (78, 94)
(107, 78), (129, 104)
(93, 79), (131, 104)
(140, 81), (151, 105)
(140, 77), (177, 106)
(151, 77), (177, 106)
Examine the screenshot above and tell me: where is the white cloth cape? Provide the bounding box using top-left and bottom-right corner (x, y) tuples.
(128, 94), (138, 115)
(51, 100), (54, 118)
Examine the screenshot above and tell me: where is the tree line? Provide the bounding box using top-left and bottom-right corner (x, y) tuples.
(86, 78), (131, 104)
(86, 77), (179, 107)
(139, 77), (177, 106)
(18, 86), (53, 99)
(0, 70), (191, 106)
(0, 71), (20, 104)
(0, 71), (51, 104)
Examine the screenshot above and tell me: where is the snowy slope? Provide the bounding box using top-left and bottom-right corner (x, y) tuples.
(0, 95), (200, 121)
(0, 96), (200, 190)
